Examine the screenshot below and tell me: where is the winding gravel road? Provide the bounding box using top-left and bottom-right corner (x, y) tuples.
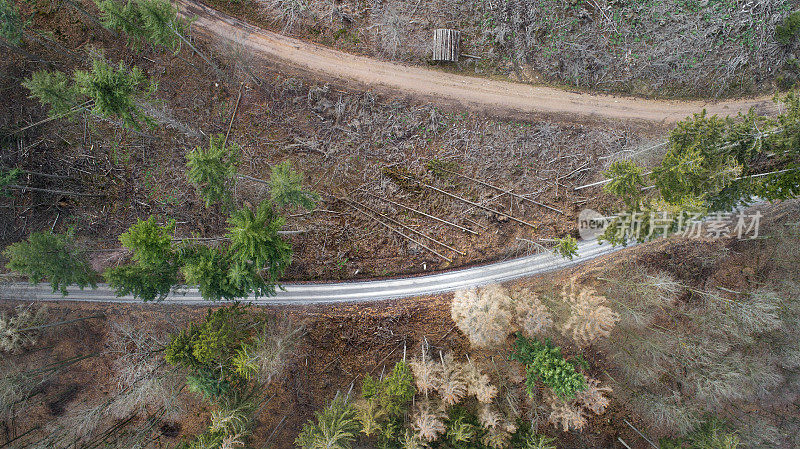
(0, 240), (618, 305)
(175, 0), (777, 124)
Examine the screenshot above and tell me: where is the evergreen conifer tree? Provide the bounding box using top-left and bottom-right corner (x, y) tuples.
(3, 230), (97, 295)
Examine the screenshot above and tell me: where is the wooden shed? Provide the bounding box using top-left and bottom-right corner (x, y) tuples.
(432, 29), (460, 62)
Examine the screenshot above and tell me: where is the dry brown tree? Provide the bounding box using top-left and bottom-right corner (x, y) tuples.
(437, 352), (467, 407)
(105, 320), (184, 421)
(412, 400), (446, 442)
(560, 279), (620, 347)
(545, 393), (587, 432)
(0, 305), (48, 353)
(451, 285), (514, 348)
(409, 343), (441, 396)
(463, 359), (498, 404)
(575, 377), (612, 415)
(236, 316), (304, 385)
(478, 404), (503, 429)
(510, 288), (553, 337)
(478, 403), (517, 449)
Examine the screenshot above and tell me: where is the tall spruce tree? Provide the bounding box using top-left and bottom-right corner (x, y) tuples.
(105, 216), (179, 301)
(186, 135), (239, 208)
(269, 161), (320, 211)
(227, 200), (292, 295)
(74, 58), (156, 130)
(599, 91), (800, 246)
(3, 230), (97, 295)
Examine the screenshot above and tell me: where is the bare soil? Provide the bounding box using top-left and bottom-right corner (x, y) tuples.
(0, 0), (661, 283)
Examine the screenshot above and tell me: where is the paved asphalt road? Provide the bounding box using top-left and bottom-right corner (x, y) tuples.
(0, 240), (620, 305)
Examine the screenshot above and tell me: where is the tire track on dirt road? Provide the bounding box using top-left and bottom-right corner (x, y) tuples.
(175, 0), (778, 125)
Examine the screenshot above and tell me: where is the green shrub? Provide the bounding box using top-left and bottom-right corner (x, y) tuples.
(445, 406), (480, 448)
(185, 369), (232, 400)
(361, 361), (415, 418)
(0, 0), (26, 45)
(511, 420), (557, 449)
(165, 305), (249, 400)
(511, 334), (586, 400)
(165, 305), (247, 373)
(776, 11), (800, 45)
(358, 361), (415, 446)
(660, 419), (741, 449)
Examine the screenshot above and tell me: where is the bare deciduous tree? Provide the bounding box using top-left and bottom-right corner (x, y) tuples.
(560, 280), (619, 347)
(451, 285), (514, 348)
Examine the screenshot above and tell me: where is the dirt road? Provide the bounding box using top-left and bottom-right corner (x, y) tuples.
(176, 0), (778, 125)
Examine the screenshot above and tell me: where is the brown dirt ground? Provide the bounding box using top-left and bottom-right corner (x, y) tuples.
(1, 0), (661, 283)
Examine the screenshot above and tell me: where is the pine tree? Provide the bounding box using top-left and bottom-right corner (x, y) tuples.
(603, 160), (645, 210)
(3, 230), (97, 295)
(600, 94), (800, 247)
(269, 161), (320, 211)
(22, 70), (81, 118)
(95, 0), (185, 51)
(96, 0), (227, 79)
(0, 169), (20, 196)
(653, 111), (743, 209)
(186, 135), (239, 208)
(105, 216), (179, 301)
(227, 200), (292, 289)
(296, 394), (360, 449)
(181, 244), (249, 301)
(136, 0), (186, 51)
(553, 235), (579, 260)
(758, 91), (800, 201)
(74, 58), (155, 130)
(95, 0), (146, 45)
(119, 216), (175, 266)
(0, 0), (26, 45)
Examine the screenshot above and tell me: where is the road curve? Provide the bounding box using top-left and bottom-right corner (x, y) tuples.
(175, 0), (777, 124)
(0, 240), (619, 305)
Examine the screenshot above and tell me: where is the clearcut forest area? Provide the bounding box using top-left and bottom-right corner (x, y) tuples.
(2, 0), (800, 449)
(207, 0), (800, 97)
